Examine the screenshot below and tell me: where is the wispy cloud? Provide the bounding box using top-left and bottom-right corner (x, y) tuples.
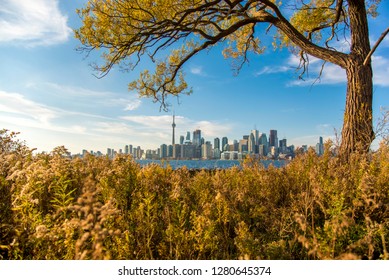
(0, 89), (144, 151)
(0, 0), (71, 46)
(255, 65), (290, 76)
(316, 123), (337, 135)
(30, 82), (142, 111)
(0, 85), (157, 152)
(287, 61), (346, 86)
(92, 121), (136, 135)
(189, 66), (208, 77)
(124, 99), (142, 111)
(121, 115), (234, 140)
(121, 115), (175, 127)
(371, 55), (389, 87)
(259, 52), (388, 87)
(0, 90), (58, 125)
(0, 88), (235, 153)
(0, 89), (115, 136)
(194, 120), (233, 138)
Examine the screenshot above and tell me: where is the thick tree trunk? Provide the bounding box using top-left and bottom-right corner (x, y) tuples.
(341, 61), (374, 155)
(340, 0), (374, 155)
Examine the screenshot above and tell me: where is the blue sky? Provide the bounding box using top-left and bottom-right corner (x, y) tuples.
(0, 0), (388, 154)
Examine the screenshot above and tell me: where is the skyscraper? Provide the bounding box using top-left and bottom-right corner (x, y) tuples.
(248, 130), (259, 154)
(259, 133), (267, 146)
(239, 139), (248, 153)
(172, 114), (176, 145)
(193, 129), (202, 158)
(222, 136), (228, 152)
(279, 139), (287, 154)
(214, 137), (220, 150)
(173, 144), (181, 159)
(316, 136), (324, 155)
(202, 141), (213, 159)
(193, 129), (201, 147)
(248, 133), (256, 154)
(160, 144), (167, 159)
(269, 130), (278, 148)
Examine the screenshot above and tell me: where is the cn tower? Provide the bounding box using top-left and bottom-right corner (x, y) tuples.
(172, 113), (176, 145)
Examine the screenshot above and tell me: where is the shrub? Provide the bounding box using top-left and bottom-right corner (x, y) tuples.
(1, 129), (388, 259)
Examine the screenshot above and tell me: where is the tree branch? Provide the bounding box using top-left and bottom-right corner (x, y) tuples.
(262, 0), (349, 68)
(363, 27), (389, 66)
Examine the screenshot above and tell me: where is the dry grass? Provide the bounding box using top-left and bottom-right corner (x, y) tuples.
(1, 129), (388, 259)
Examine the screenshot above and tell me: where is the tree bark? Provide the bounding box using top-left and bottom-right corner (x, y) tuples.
(341, 60), (374, 155)
(340, 0), (374, 155)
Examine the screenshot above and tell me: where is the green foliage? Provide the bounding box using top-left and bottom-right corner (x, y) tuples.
(1, 130), (388, 259)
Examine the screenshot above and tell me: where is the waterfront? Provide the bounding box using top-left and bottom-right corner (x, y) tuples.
(136, 159), (288, 170)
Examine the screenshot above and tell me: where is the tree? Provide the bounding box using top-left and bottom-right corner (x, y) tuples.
(75, 0), (388, 156)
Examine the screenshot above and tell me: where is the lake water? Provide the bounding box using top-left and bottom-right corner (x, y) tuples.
(136, 159), (288, 170)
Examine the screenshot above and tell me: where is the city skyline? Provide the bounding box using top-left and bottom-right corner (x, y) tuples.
(89, 114), (324, 161)
(0, 1), (388, 154)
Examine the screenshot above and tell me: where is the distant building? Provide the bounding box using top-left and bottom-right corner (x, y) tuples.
(269, 130), (278, 149)
(213, 148), (221, 159)
(202, 142), (213, 159)
(221, 151), (242, 160)
(279, 139), (287, 154)
(193, 129), (201, 147)
(239, 139), (248, 153)
(136, 146), (143, 159)
(248, 133), (256, 154)
(182, 144), (196, 159)
(145, 149), (154, 159)
(99, 122), (304, 162)
(221, 151), (230, 160)
(172, 114), (176, 145)
(270, 146), (278, 158)
(316, 136), (324, 155)
(160, 144), (168, 159)
(168, 145), (173, 157)
(95, 151), (103, 157)
(249, 129), (259, 154)
(258, 144), (266, 156)
(173, 144), (181, 159)
(228, 141), (237, 152)
(186, 131), (191, 141)
(222, 137), (228, 152)
(214, 137), (220, 151)
(259, 133), (268, 155)
(191, 129), (202, 158)
(233, 140), (239, 152)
